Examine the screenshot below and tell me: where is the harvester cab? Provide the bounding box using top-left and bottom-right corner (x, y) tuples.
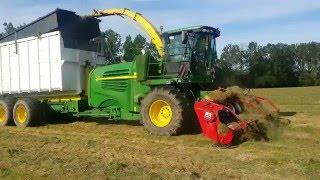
(161, 26), (220, 88)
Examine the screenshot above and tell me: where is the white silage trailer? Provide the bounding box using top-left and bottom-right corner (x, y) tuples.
(0, 31), (101, 96)
(0, 9), (104, 127)
(0, 9), (103, 97)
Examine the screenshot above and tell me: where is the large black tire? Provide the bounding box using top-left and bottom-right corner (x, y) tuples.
(141, 86), (194, 135)
(13, 98), (43, 127)
(0, 98), (16, 126)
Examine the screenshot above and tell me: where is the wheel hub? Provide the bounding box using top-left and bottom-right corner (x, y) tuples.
(0, 105), (6, 122)
(149, 100), (173, 127)
(16, 104), (27, 123)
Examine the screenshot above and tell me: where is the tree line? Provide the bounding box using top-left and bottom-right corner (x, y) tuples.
(216, 42), (320, 88)
(101, 29), (149, 62)
(0, 22), (26, 38)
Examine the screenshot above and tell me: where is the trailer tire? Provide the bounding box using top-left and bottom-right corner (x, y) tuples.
(0, 98), (16, 126)
(13, 98), (42, 127)
(141, 86), (193, 135)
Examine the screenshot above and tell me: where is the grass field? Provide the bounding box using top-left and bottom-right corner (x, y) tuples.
(0, 87), (320, 179)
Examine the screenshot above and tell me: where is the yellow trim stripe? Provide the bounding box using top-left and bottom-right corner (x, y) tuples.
(48, 97), (81, 102)
(96, 73), (137, 81)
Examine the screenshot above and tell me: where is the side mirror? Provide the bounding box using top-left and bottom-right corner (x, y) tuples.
(182, 31), (188, 44)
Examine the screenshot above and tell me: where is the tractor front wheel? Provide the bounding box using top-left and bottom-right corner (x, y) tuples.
(141, 86), (193, 135)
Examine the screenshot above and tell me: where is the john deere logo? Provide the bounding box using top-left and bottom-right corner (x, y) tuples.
(204, 112), (212, 121)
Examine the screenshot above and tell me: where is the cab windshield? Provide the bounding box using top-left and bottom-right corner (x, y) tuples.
(165, 31), (217, 63)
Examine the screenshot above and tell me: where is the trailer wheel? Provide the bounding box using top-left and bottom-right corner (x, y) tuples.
(141, 86), (193, 135)
(0, 98), (16, 126)
(13, 99), (42, 127)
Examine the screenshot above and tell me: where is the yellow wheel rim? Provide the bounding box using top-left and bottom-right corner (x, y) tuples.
(16, 104), (28, 123)
(149, 100), (173, 127)
(0, 105), (6, 122)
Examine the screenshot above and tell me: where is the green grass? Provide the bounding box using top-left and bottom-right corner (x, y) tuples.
(253, 86), (320, 114)
(0, 86), (320, 179)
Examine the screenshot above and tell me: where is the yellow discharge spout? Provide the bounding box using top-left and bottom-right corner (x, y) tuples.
(88, 8), (165, 58)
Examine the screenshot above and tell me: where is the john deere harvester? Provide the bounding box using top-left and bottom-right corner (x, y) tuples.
(0, 8), (278, 144)
(84, 9), (220, 135)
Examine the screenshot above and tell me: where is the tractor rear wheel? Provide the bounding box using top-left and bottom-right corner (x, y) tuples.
(13, 98), (42, 127)
(0, 98), (16, 126)
(141, 86), (193, 135)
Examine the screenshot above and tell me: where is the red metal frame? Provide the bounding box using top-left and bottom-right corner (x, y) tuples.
(194, 101), (247, 145)
(194, 95), (279, 145)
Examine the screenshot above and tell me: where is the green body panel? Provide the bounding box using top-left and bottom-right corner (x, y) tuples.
(88, 56), (150, 120)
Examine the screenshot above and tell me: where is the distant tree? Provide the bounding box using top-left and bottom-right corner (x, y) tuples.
(270, 43), (297, 87)
(0, 22), (26, 38)
(3, 22), (16, 35)
(216, 44), (246, 86)
(133, 34), (146, 50)
(219, 44), (246, 71)
(294, 42), (320, 86)
(218, 41), (320, 88)
(16, 23), (26, 29)
(103, 29), (122, 61)
(245, 42), (273, 87)
(123, 34), (147, 61)
(123, 35), (135, 61)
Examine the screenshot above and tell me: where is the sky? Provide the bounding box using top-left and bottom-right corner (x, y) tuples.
(0, 0), (319, 54)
